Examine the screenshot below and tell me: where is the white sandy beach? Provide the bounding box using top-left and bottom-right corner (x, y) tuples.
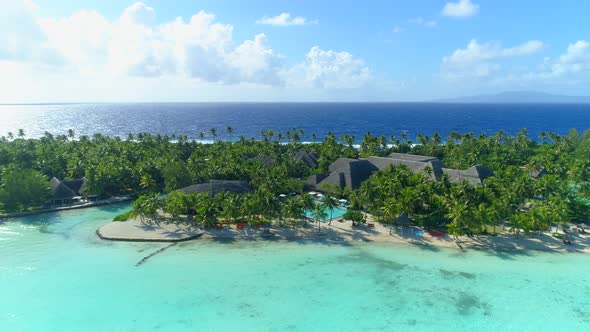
(98, 216), (590, 254)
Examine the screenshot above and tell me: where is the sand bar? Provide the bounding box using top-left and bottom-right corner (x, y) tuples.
(97, 218), (203, 242)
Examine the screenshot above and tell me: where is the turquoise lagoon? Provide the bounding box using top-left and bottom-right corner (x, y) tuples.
(2, 205), (590, 332)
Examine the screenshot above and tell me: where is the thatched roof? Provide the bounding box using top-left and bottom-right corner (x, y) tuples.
(365, 156), (444, 180)
(306, 174), (328, 187)
(307, 153), (493, 191)
(388, 153), (442, 164)
(328, 158), (358, 173)
(179, 180), (253, 196)
(63, 179), (87, 196)
(318, 159), (377, 190)
(49, 177), (87, 199)
(442, 165), (493, 186)
(246, 156), (275, 167)
(521, 166), (547, 179)
(294, 150), (319, 168)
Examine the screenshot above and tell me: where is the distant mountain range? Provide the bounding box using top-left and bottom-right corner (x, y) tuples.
(435, 91), (590, 103)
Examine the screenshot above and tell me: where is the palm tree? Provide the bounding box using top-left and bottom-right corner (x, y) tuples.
(341, 135), (354, 149)
(283, 197), (304, 226)
(300, 193), (316, 212)
(381, 198), (395, 234)
(198, 195), (219, 227)
(446, 202), (469, 239)
(198, 132), (205, 140)
(226, 126), (234, 140)
(7, 132), (13, 140)
(210, 128), (217, 140)
(131, 195), (149, 223)
(323, 192), (339, 225)
(291, 131), (301, 144)
(471, 203), (491, 234)
(312, 203), (328, 232)
(17, 129), (25, 138)
(67, 129), (75, 140)
(139, 173), (157, 192)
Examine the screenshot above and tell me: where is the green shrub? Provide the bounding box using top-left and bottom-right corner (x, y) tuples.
(113, 210), (134, 222)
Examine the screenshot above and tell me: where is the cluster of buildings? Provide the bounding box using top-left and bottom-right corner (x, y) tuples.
(306, 152), (493, 191)
(46, 151), (493, 205)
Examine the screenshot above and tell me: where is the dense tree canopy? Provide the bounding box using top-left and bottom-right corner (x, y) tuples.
(1, 127), (589, 238)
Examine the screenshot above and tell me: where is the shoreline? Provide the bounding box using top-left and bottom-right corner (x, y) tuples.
(97, 217), (590, 254)
(0, 196), (133, 219)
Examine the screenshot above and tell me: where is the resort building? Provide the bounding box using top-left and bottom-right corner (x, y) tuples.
(179, 180), (253, 197)
(306, 152), (493, 191)
(49, 177), (88, 205)
(293, 150), (319, 168)
(247, 150), (319, 169)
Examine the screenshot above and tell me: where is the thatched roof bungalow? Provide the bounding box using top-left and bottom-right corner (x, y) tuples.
(307, 153), (493, 192)
(49, 177), (88, 205)
(441, 165), (494, 186)
(293, 150), (319, 168)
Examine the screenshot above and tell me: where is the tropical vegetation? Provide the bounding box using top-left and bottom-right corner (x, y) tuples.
(1, 127), (589, 240)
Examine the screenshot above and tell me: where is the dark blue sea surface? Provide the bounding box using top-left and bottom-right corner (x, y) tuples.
(0, 103), (589, 142)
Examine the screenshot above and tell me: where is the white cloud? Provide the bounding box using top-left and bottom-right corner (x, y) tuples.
(120, 2), (155, 26)
(551, 40), (590, 76)
(440, 39), (590, 92)
(441, 39), (544, 81)
(0, 1), (377, 101)
(289, 46), (372, 89)
(256, 13), (317, 26)
(408, 17), (437, 28)
(443, 39), (544, 64)
(521, 40), (590, 81)
(33, 3), (285, 85)
(392, 26), (404, 33)
(0, 0), (63, 64)
(39, 10), (111, 68)
(442, 0), (479, 18)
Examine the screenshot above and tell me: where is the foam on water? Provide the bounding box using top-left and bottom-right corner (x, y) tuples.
(1, 205), (590, 331)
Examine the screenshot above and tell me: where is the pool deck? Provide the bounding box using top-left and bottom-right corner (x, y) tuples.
(97, 218), (203, 242)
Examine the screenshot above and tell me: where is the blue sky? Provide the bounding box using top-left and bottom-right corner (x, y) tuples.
(1, 0), (589, 102)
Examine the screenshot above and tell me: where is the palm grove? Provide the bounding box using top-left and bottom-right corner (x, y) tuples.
(1, 127), (589, 237)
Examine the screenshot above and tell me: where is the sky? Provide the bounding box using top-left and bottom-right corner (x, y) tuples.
(0, 0), (589, 102)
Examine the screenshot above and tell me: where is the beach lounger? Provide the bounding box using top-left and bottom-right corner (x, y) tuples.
(428, 231), (445, 237)
(367, 223), (375, 228)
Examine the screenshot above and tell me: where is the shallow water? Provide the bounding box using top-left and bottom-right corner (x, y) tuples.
(1, 205), (590, 331)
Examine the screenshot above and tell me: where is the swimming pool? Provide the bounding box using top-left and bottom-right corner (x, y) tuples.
(305, 206), (347, 221)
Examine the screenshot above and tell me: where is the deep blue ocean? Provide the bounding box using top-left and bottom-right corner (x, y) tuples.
(1, 103), (589, 142)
